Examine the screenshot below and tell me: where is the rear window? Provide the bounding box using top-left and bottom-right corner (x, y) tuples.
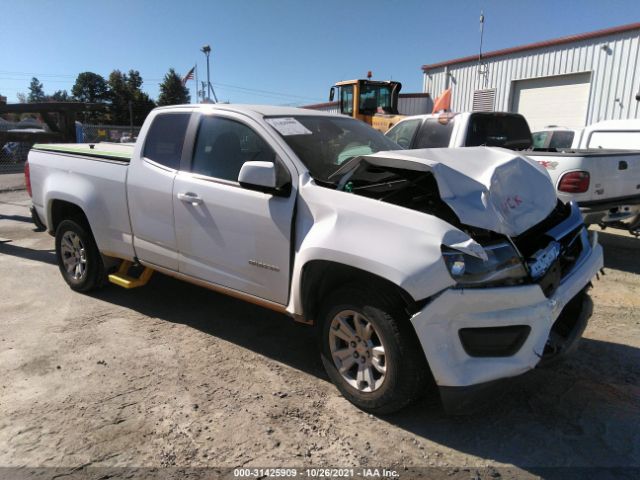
(532, 131), (548, 149)
(465, 113), (532, 150)
(143, 113), (191, 169)
(414, 118), (455, 148)
(548, 131), (575, 149)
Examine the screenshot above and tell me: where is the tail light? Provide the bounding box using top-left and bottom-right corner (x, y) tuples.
(24, 160), (33, 197)
(558, 171), (589, 193)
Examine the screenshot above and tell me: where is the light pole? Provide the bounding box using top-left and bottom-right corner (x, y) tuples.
(200, 44), (218, 103)
(201, 44), (211, 102)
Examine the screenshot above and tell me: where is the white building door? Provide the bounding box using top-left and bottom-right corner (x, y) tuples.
(511, 73), (591, 131)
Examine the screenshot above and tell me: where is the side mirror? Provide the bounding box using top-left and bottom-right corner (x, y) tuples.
(238, 161), (279, 194)
(238, 158), (291, 197)
(329, 87), (335, 102)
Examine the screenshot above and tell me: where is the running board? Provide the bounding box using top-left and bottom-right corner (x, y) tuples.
(108, 261), (153, 289)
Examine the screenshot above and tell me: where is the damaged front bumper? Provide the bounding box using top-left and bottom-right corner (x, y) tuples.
(411, 229), (603, 412)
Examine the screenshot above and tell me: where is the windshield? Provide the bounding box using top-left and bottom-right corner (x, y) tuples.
(359, 84), (393, 114)
(266, 115), (401, 183)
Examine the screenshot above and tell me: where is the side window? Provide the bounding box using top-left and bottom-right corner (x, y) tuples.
(340, 85), (354, 116)
(385, 119), (421, 148)
(415, 118), (455, 148)
(192, 116), (276, 181)
(143, 113), (191, 169)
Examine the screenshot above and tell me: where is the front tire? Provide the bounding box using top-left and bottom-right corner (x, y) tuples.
(55, 219), (104, 292)
(318, 285), (429, 414)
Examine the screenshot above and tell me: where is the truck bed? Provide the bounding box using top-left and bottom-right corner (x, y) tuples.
(28, 143), (134, 260)
(32, 142), (134, 163)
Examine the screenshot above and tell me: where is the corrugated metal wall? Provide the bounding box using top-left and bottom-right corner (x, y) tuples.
(423, 28), (640, 124)
(398, 95), (433, 115)
(303, 94), (433, 115)
(304, 103), (340, 113)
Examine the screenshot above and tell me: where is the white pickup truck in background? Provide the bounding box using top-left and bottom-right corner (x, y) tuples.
(533, 119), (640, 150)
(386, 112), (640, 235)
(26, 104), (602, 414)
(532, 119), (640, 233)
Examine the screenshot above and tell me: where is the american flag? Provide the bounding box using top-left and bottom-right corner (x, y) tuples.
(182, 66), (195, 86)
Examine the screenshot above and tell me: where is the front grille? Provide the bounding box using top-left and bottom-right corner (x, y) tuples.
(513, 200), (571, 257)
(532, 227), (585, 297)
(557, 227), (584, 277)
(514, 202), (586, 298)
(537, 259), (562, 297)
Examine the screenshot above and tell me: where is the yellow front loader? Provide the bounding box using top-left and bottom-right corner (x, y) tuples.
(329, 79), (405, 132)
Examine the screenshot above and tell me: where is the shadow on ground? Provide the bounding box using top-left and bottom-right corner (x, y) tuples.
(93, 273), (325, 379)
(92, 271), (640, 470)
(386, 337), (640, 469)
(0, 213), (32, 223)
(0, 240), (56, 265)
(598, 230), (640, 275)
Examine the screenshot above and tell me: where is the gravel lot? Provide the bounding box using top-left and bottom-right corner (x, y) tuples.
(1, 187), (639, 479)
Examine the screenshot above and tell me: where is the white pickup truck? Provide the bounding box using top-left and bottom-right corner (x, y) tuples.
(26, 104), (602, 414)
(386, 112), (640, 233)
(533, 119), (640, 151)
(532, 120), (640, 233)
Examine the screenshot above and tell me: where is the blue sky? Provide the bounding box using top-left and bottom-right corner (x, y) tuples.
(1, 0), (640, 106)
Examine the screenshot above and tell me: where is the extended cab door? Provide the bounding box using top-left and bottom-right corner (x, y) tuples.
(172, 112), (295, 305)
(127, 112), (191, 270)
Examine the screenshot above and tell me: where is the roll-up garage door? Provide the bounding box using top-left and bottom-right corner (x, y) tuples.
(511, 73), (591, 131)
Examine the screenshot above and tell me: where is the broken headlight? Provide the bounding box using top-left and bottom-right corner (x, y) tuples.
(442, 243), (528, 287)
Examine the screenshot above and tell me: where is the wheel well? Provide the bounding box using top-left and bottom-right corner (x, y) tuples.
(300, 260), (417, 324)
(49, 200), (90, 234)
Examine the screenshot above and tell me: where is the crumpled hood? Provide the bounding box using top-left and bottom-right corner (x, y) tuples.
(357, 147), (557, 237)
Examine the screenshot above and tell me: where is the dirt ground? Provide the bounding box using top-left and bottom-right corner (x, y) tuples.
(1, 187), (639, 479)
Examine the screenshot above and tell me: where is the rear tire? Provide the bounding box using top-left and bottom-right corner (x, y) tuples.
(55, 219), (104, 292)
(318, 285), (429, 414)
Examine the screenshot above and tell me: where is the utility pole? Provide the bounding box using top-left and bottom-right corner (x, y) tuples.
(478, 11), (489, 87)
(200, 44), (219, 103)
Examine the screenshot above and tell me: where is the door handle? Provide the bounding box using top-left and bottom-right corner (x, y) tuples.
(177, 192), (203, 206)
(619, 160), (628, 170)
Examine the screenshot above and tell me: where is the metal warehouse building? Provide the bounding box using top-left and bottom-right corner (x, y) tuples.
(422, 22), (640, 131)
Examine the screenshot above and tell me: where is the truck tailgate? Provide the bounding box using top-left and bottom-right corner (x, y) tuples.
(527, 150), (640, 205)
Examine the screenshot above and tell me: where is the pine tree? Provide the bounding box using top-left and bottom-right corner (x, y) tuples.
(27, 77), (45, 102)
(108, 69), (156, 126)
(50, 90), (71, 102)
(157, 68), (190, 106)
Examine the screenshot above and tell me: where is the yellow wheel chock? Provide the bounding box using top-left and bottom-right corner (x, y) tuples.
(108, 261), (154, 289)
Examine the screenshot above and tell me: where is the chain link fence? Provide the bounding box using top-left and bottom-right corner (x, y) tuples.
(78, 124), (141, 144)
(1, 120), (141, 173)
(0, 119), (30, 173)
